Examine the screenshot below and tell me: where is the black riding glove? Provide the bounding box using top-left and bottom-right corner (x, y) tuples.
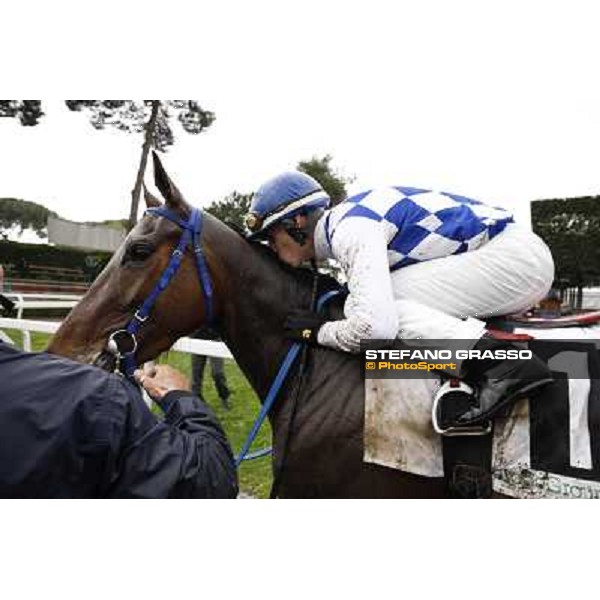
(284, 309), (328, 345)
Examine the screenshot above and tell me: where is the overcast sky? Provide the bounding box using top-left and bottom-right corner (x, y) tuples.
(3, 1), (600, 236)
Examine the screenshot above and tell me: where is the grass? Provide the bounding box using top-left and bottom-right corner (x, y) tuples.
(2, 328), (273, 498)
(157, 350), (273, 498)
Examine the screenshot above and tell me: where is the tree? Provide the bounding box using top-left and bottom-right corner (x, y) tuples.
(66, 100), (215, 230)
(531, 196), (600, 307)
(297, 154), (353, 205)
(0, 198), (57, 239)
(205, 191), (252, 230)
(0, 101), (44, 126)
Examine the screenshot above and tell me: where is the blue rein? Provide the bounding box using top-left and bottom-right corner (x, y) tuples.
(234, 287), (343, 466)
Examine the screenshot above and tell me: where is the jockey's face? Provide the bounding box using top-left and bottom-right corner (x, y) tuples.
(268, 215), (315, 267)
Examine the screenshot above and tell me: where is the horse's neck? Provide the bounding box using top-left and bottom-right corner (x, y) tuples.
(207, 224), (301, 399)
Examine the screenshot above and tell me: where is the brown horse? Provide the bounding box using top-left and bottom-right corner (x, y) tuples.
(48, 156), (455, 498)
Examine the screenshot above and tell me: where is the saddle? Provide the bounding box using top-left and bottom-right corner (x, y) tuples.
(488, 310), (600, 331)
(436, 310), (600, 498)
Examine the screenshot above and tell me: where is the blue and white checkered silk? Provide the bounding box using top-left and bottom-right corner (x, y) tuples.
(325, 186), (514, 271)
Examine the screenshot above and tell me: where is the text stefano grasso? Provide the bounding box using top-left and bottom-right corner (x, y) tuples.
(364, 349), (533, 361)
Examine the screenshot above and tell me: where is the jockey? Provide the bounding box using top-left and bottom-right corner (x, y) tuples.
(245, 171), (555, 428)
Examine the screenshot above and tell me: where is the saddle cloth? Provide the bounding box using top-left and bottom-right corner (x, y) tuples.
(364, 323), (600, 498)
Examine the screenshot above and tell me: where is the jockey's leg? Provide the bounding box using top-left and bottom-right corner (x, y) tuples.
(390, 223), (554, 322)
(389, 223), (555, 424)
(454, 333), (554, 425)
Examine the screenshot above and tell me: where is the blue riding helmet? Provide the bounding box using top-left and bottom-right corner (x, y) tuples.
(245, 171), (330, 238)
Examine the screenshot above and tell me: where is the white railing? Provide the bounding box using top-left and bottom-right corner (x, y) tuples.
(0, 316), (233, 358)
(3, 293), (83, 319)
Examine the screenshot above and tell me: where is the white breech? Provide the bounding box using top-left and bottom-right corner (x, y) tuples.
(390, 223), (555, 341)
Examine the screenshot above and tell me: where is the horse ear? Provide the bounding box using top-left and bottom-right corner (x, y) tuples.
(143, 182), (163, 208)
(152, 151), (189, 212)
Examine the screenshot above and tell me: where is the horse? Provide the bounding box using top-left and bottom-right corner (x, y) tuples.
(51, 156), (600, 498)
(48, 155), (453, 498)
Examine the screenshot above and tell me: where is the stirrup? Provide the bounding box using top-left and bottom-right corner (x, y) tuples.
(432, 379), (492, 437)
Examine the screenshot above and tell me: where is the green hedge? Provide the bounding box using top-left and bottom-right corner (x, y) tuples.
(0, 240), (112, 282)
(532, 196), (600, 289)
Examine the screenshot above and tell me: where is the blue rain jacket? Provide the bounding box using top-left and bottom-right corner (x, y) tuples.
(0, 342), (238, 498)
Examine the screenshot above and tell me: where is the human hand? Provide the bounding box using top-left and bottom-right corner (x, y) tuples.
(133, 364), (191, 400)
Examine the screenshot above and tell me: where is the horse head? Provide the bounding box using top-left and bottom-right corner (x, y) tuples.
(49, 153), (224, 370)
(50, 152), (343, 397)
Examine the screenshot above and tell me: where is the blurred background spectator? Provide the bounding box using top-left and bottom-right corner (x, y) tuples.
(191, 327), (231, 410)
(0, 264), (16, 315)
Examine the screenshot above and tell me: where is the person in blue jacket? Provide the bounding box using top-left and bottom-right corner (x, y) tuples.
(0, 340), (238, 498)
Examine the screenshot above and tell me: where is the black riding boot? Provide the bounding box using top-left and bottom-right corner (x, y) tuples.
(451, 334), (553, 427)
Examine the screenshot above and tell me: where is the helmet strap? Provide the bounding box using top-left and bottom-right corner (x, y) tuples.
(281, 216), (308, 246)
(285, 226), (307, 246)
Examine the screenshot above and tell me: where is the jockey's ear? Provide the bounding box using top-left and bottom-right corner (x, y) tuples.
(152, 151), (191, 214)
(143, 182), (162, 208)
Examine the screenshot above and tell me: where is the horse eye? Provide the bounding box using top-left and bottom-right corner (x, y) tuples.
(122, 242), (154, 265)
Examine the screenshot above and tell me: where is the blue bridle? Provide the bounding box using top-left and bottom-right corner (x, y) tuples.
(106, 206), (214, 377)
(105, 205), (344, 467)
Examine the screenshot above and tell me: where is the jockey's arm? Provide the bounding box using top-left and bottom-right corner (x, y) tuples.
(317, 217), (399, 353)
